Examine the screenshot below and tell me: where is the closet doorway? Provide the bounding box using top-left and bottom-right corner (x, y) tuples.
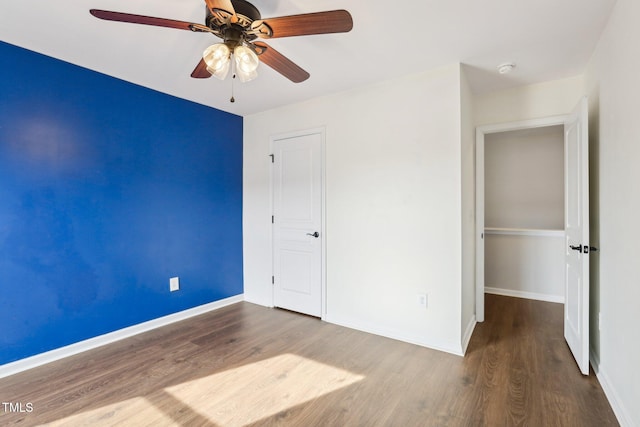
(475, 98), (591, 374)
(483, 125), (565, 304)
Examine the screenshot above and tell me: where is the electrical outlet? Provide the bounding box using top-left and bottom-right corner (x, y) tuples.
(170, 277), (180, 292)
(417, 293), (428, 308)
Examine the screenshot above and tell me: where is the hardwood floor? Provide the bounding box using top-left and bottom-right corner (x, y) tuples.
(0, 295), (618, 426)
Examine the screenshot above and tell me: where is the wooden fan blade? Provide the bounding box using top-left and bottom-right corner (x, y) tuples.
(191, 58), (212, 79)
(90, 9), (208, 32)
(254, 42), (309, 83)
(252, 10), (353, 39)
(204, 0), (238, 23)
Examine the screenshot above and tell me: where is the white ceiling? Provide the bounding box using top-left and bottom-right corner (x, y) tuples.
(0, 0), (616, 116)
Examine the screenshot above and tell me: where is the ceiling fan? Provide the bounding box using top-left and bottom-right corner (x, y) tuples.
(90, 0), (353, 85)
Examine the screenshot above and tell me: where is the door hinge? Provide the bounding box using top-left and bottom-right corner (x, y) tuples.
(269, 154), (274, 163)
(272, 215), (274, 224)
(272, 276), (275, 285)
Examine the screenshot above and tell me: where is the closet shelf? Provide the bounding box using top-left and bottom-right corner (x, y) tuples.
(484, 227), (565, 237)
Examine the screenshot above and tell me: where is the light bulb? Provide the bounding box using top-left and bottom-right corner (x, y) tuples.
(234, 45), (259, 83)
(203, 44), (231, 80)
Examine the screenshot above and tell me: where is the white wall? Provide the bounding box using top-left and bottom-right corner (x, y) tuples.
(484, 230), (565, 302)
(585, 0), (640, 424)
(485, 126), (564, 229)
(244, 64), (467, 354)
(474, 75), (585, 126)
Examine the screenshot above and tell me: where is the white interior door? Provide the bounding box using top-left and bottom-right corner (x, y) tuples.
(564, 97), (590, 375)
(272, 131), (323, 317)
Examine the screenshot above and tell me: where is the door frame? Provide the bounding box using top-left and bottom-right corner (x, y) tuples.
(475, 115), (568, 322)
(269, 127), (327, 319)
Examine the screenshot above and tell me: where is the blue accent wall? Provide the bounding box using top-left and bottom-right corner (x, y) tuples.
(0, 41), (243, 364)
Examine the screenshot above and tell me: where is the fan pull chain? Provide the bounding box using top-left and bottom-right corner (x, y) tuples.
(229, 57), (236, 103)
(230, 73), (236, 103)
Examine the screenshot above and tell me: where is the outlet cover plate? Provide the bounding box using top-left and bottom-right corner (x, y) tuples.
(417, 293), (428, 308)
(170, 277), (180, 292)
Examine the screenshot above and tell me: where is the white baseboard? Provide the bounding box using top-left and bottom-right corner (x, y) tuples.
(324, 313), (464, 356)
(0, 294), (244, 379)
(462, 315), (477, 355)
(590, 347), (636, 427)
(485, 286), (564, 304)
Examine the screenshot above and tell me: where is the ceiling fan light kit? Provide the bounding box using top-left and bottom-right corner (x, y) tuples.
(233, 45), (259, 82)
(203, 43), (231, 79)
(89, 0), (353, 91)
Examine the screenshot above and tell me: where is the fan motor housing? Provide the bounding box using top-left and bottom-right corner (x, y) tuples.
(206, 0), (261, 30)
(230, 0), (261, 21)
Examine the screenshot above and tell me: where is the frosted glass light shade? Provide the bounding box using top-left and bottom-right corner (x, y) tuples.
(234, 45), (259, 83)
(203, 43), (231, 80)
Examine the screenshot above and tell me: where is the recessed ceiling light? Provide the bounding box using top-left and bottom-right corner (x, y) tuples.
(497, 63), (516, 74)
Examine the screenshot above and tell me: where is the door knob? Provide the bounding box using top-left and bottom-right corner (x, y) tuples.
(306, 231), (319, 238)
(570, 244), (598, 254)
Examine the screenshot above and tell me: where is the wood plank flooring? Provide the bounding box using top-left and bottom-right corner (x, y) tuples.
(0, 294), (618, 426)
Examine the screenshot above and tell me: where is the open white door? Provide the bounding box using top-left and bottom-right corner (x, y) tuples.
(564, 97), (590, 375)
(272, 131), (323, 317)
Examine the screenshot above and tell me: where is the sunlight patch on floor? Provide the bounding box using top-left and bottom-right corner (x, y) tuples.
(44, 354), (363, 426)
(45, 396), (176, 427)
(165, 353), (364, 426)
